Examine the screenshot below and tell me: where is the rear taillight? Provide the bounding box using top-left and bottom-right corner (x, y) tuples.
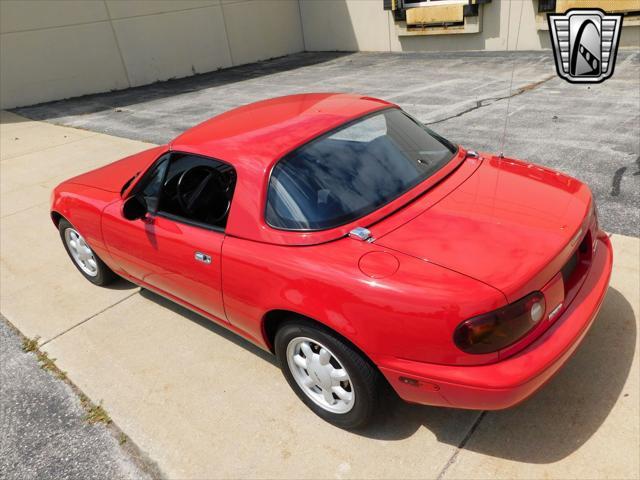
(453, 292), (546, 354)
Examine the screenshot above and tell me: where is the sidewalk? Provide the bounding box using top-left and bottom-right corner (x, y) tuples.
(0, 318), (153, 480)
(1, 111), (638, 479)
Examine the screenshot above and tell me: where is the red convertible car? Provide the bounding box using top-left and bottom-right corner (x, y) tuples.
(51, 93), (612, 428)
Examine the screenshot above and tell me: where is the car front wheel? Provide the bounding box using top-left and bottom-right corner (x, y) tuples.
(59, 218), (116, 286)
(275, 320), (383, 429)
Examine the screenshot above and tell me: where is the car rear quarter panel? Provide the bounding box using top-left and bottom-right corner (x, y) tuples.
(221, 236), (507, 366)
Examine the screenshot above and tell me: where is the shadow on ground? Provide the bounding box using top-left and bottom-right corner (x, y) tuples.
(103, 278), (138, 291)
(139, 288), (277, 367)
(0, 110), (31, 125)
(12, 52), (352, 124)
(141, 285), (635, 464)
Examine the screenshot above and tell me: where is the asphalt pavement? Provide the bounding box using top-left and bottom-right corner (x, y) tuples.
(13, 50), (640, 236)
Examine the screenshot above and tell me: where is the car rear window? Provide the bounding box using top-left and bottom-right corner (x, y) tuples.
(265, 108), (457, 231)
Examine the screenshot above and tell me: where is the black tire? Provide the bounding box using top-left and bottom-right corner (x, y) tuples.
(58, 218), (116, 286)
(275, 319), (383, 429)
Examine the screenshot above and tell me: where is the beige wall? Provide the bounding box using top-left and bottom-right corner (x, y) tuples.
(0, 0), (304, 108)
(299, 0), (390, 52)
(2, 0), (638, 108)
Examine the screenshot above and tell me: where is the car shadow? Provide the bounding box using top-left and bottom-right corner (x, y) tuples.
(102, 277), (139, 291)
(138, 288), (277, 367)
(358, 287), (636, 463)
(138, 285), (635, 464)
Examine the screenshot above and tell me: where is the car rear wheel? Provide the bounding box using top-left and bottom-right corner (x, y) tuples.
(58, 219), (116, 286)
(275, 320), (383, 429)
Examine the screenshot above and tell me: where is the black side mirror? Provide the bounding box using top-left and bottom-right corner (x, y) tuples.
(122, 194), (148, 221)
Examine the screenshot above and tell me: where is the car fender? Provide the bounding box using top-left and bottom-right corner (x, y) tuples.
(51, 182), (121, 271)
(221, 235), (507, 366)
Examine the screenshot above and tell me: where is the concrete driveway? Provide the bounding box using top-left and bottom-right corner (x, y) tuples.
(1, 55), (639, 478)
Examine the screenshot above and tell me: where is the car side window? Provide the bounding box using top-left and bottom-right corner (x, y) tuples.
(157, 153), (236, 230)
(141, 157), (169, 199)
(140, 155), (169, 213)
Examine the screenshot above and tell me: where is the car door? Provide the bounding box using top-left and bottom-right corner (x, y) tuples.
(102, 152), (235, 323)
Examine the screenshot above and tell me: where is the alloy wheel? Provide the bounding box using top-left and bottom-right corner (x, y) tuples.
(64, 228), (98, 277)
(286, 336), (355, 414)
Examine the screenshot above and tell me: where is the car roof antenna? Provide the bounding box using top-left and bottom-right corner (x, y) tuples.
(499, 0), (524, 159)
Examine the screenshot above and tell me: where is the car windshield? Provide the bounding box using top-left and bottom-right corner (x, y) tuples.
(266, 108), (457, 231)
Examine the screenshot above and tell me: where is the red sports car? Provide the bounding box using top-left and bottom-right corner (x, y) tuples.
(51, 94), (612, 428)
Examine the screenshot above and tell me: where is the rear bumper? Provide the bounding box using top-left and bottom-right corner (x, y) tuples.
(379, 234), (613, 410)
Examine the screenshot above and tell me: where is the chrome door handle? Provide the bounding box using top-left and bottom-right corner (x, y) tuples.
(194, 252), (212, 264)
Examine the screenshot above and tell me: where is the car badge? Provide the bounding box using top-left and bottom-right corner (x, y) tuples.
(548, 8), (623, 84)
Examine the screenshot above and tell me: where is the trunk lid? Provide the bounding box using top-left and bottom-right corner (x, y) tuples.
(373, 155), (593, 301)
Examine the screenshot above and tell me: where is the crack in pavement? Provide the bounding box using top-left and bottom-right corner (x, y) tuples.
(425, 75), (555, 126)
(436, 411), (487, 480)
(40, 290), (139, 347)
(611, 166), (628, 197)
(611, 157), (640, 197)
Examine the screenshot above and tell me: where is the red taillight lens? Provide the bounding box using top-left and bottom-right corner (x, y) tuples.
(453, 292), (546, 354)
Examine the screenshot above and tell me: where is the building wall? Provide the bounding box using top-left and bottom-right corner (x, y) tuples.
(0, 0), (304, 108)
(299, 0), (391, 52)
